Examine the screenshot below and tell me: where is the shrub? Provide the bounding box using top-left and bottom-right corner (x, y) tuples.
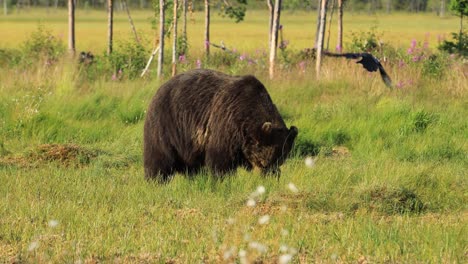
(105, 41), (148, 79)
(438, 31), (468, 58)
(348, 27), (383, 53)
(21, 24), (65, 64)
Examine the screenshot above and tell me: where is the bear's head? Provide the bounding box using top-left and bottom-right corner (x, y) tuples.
(245, 122), (298, 175)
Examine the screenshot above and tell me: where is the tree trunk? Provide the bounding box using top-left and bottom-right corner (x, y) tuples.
(4, 0), (8, 15)
(107, 0), (114, 55)
(440, 0), (445, 17)
(315, 0), (321, 47)
(204, 0), (210, 57)
(269, 0), (281, 79)
(315, 0), (327, 49)
(267, 0), (273, 48)
(157, 0), (165, 78)
(326, 0), (335, 51)
(386, 0), (391, 14)
(172, 0), (178, 77)
(68, 0), (75, 56)
(183, 0), (187, 45)
(316, 0), (327, 76)
(337, 0), (343, 53)
(122, 0), (140, 44)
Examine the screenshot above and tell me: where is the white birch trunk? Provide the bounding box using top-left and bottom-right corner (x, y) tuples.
(269, 0), (281, 79)
(107, 0), (114, 55)
(157, 0), (165, 78)
(68, 0), (75, 56)
(440, 0), (445, 17)
(316, 0), (327, 76)
(123, 0), (140, 44)
(204, 0), (210, 57)
(172, 0), (178, 77)
(267, 0), (273, 49)
(183, 0), (187, 43)
(337, 0), (343, 53)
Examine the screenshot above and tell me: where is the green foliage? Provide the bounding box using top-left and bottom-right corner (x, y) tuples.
(422, 54), (449, 78)
(411, 110), (438, 133)
(104, 41), (148, 79)
(348, 27), (382, 52)
(438, 31), (468, 57)
(362, 187), (425, 214)
(450, 0), (468, 17)
(21, 24), (65, 63)
(219, 0), (248, 23)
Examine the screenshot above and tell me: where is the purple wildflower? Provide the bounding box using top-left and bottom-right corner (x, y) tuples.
(239, 54), (246, 61)
(279, 25), (283, 30)
(298, 61), (306, 73)
(396, 81), (404, 89)
(398, 60), (406, 68)
(412, 56), (421, 62)
(196, 59), (202, 69)
(335, 45), (342, 53)
(179, 54), (186, 63)
(204, 40), (210, 49)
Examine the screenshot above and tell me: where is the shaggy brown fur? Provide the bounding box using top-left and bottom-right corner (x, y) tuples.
(144, 69), (297, 183)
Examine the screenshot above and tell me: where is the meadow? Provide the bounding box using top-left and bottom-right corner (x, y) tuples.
(0, 7), (467, 263)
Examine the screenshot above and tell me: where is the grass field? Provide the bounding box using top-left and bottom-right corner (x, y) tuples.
(0, 8), (461, 52)
(0, 7), (467, 263)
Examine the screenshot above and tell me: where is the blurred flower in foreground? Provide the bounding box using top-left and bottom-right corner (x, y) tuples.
(48, 219), (59, 228)
(279, 254), (293, 264)
(287, 182), (299, 193)
(304, 156), (315, 168)
(258, 215), (270, 225)
(28, 241), (39, 251)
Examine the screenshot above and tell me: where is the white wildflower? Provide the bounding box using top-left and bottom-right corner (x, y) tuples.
(258, 215), (270, 225)
(246, 198), (256, 207)
(28, 241), (39, 251)
(279, 254), (293, 264)
(48, 219), (59, 228)
(304, 156), (315, 168)
(287, 182), (299, 193)
(249, 241), (267, 253)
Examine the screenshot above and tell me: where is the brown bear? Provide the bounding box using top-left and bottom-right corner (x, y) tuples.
(144, 69), (297, 183)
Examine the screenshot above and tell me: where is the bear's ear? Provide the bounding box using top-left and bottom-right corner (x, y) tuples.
(261, 122), (273, 134)
(289, 126), (298, 139)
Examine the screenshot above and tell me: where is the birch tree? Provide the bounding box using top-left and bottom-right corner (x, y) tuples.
(68, 0), (75, 56)
(172, 0), (178, 76)
(337, 0), (343, 52)
(122, 0), (140, 44)
(267, 0), (274, 48)
(107, 0), (114, 55)
(269, 0), (281, 79)
(204, 0), (210, 57)
(441, 0), (446, 17)
(157, 0), (165, 78)
(3, 0), (7, 15)
(316, 0), (327, 76)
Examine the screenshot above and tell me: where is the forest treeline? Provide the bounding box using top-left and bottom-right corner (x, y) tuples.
(3, 0), (453, 14)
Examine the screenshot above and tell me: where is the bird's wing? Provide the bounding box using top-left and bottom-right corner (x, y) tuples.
(324, 51), (392, 88)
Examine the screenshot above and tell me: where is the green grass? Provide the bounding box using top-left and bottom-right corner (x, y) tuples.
(0, 8), (467, 263)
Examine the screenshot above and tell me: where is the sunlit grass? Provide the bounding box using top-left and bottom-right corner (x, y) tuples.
(0, 8), (460, 53)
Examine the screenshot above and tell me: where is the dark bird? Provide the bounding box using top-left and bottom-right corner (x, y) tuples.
(324, 52), (393, 88)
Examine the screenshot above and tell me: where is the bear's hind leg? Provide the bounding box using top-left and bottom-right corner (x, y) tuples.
(144, 145), (176, 183)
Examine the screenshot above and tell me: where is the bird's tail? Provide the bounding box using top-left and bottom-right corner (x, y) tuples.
(378, 67), (393, 89)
